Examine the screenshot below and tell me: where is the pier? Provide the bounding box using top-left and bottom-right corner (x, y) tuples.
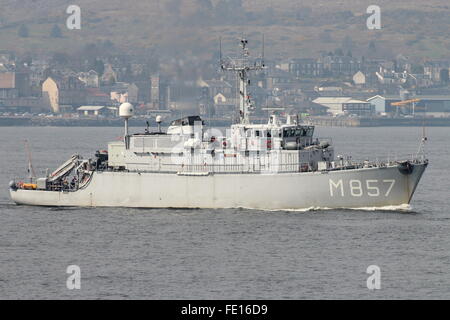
(308, 116), (450, 127)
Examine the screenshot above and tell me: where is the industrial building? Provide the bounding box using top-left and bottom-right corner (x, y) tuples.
(367, 95), (450, 117)
(313, 97), (374, 116)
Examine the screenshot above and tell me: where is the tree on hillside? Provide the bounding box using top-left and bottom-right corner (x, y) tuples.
(19, 52), (33, 67)
(89, 59), (105, 76)
(81, 43), (102, 62)
(18, 24), (29, 38)
(51, 52), (70, 65)
(104, 74), (116, 86)
(50, 24), (63, 38)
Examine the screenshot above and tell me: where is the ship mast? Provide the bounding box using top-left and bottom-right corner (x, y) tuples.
(220, 38), (265, 124)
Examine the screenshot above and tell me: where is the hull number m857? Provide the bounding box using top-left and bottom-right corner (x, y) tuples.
(329, 179), (396, 197)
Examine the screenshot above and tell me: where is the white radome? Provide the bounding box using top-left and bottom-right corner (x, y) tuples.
(119, 103), (134, 118)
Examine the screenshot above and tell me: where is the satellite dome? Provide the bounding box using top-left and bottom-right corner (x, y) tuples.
(119, 102), (134, 118)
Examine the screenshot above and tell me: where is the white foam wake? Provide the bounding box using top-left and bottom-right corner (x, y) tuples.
(350, 204), (412, 212)
(259, 204), (412, 213)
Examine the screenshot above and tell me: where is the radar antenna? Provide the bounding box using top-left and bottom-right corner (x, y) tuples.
(220, 37), (266, 124)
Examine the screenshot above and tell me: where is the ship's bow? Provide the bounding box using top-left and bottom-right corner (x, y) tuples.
(404, 160), (428, 203)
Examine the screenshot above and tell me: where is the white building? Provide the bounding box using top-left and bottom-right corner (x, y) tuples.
(367, 95), (387, 113)
(77, 106), (106, 116)
(313, 97), (374, 116)
(353, 71), (366, 85)
(313, 97), (352, 115)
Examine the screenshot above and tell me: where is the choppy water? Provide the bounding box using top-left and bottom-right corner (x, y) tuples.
(0, 126), (449, 299)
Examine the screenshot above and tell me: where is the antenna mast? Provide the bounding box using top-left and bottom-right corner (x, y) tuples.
(24, 139), (36, 182)
(417, 104), (428, 160)
(220, 37), (265, 124)
(219, 37), (222, 65)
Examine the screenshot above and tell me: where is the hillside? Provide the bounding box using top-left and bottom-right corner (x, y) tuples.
(1, 0), (450, 60)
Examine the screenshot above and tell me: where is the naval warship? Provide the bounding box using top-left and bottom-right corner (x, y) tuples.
(9, 40), (428, 210)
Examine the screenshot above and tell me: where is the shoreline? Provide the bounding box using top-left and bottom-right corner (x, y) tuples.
(0, 117), (233, 128)
(1, 116), (450, 127)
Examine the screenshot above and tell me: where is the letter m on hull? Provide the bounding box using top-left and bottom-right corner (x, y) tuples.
(330, 179), (344, 197)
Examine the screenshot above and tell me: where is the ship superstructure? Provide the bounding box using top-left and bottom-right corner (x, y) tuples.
(9, 39), (428, 210)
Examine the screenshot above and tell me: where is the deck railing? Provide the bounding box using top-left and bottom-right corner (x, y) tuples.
(127, 153), (426, 175)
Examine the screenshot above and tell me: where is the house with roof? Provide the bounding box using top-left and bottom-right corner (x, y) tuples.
(424, 61), (450, 82)
(42, 76), (86, 113)
(320, 55), (361, 76)
(213, 92), (236, 115)
(198, 79), (233, 98)
(353, 71), (366, 86)
(288, 58), (324, 77)
(265, 68), (296, 91)
(78, 70), (99, 88)
(367, 95), (390, 113)
(314, 81), (345, 96)
(85, 87), (111, 106)
(77, 106), (107, 117)
(0, 64), (31, 98)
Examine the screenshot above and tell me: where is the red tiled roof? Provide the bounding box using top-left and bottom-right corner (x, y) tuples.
(86, 87), (109, 97)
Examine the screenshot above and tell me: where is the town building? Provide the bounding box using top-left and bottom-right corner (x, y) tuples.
(42, 76), (86, 113)
(424, 61), (450, 82)
(320, 55), (361, 76)
(313, 97), (374, 116)
(367, 94), (450, 117)
(0, 64), (31, 98)
(78, 70), (99, 88)
(353, 71), (366, 86)
(150, 75), (169, 110)
(288, 58), (324, 77)
(85, 88), (111, 106)
(77, 106), (107, 117)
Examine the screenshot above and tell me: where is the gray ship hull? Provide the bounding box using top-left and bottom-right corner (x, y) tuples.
(10, 162), (427, 210)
